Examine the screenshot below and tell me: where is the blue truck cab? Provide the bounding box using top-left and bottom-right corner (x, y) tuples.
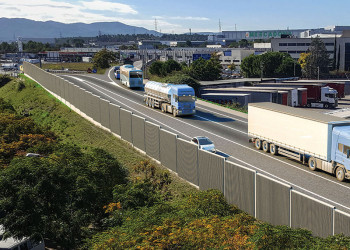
(170, 84), (196, 116)
(332, 126), (350, 178)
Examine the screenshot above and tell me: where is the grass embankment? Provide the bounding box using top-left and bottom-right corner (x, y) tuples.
(39, 62), (106, 74)
(1, 76), (350, 249)
(0, 75), (195, 197)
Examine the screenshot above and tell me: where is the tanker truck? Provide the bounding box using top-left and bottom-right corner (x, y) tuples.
(144, 81), (196, 116)
(248, 102), (350, 182)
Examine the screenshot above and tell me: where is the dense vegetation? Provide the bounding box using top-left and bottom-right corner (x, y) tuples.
(241, 52), (302, 78)
(148, 55), (222, 94)
(298, 37), (330, 79)
(1, 76), (350, 249)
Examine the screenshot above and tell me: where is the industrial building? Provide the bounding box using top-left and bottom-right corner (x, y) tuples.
(271, 32), (350, 71)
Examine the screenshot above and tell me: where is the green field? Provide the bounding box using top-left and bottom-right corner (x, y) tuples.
(40, 62), (106, 74)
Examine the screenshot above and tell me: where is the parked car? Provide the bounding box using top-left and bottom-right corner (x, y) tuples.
(191, 136), (216, 153)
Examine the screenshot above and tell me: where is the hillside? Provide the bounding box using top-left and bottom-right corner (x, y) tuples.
(0, 18), (160, 41)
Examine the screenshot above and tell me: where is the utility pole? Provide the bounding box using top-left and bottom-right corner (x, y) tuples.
(260, 61), (264, 81)
(293, 60), (296, 77)
(219, 19), (222, 33)
(317, 66), (320, 80)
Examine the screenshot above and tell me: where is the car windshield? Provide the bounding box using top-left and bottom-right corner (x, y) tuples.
(198, 138), (213, 145)
(178, 96), (195, 102)
(130, 72), (142, 79)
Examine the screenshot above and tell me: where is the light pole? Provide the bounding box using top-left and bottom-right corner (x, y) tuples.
(317, 66), (320, 80)
(293, 60), (296, 77)
(260, 61), (264, 81)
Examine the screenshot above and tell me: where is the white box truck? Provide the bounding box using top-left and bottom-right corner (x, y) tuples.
(248, 102), (350, 181)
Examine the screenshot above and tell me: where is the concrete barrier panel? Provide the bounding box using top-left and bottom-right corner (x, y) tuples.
(100, 98), (110, 129)
(177, 138), (198, 186)
(91, 94), (101, 123)
(198, 150), (225, 192)
(131, 115), (145, 152)
(120, 109), (132, 142)
(160, 129), (177, 172)
(69, 83), (75, 105)
(83, 91), (92, 117)
(145, 121), (160, 161)
(224, 161), (255, 216)
(64, 80), (70, 103)
(334, 210), (350, 236)
(256, 174), (291, 226)
(291, 190), (334, 237)
(76, 87), (84, 111)
(109, 103), (121, 135)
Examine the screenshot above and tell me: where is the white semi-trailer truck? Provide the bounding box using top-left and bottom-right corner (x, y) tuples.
(248, 102), (350, 181)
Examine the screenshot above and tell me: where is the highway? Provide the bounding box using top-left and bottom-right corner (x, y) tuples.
(60, 69), (350, 214)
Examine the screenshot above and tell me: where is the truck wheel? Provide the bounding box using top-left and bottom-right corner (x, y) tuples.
(336, 167), (346, 182)
(270, 144), (278, 155)
(308, 157), (317, 171)
(324, 103), (329, 108)
(307, 103), (311, 108)
(173, 108), (177, 117)
(262, 141), (270, 152)
(255, 139), (262, 150)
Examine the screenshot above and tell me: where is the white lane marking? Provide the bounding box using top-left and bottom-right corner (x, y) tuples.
(69, 74), (249, 132)
(66, 76), (190, 138)
(229, 155), (350, 211)
(65, 76), (350, 211)
(65, 76), (350, 193)
(196, 105), (248, 124)
(194, 114), (247, 135)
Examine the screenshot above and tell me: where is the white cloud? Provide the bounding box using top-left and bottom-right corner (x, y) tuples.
(0, 0), (137, 23)
(0, 0), (206, 33)
(153, 16), (210, 21)
(79, 0), (137, 14)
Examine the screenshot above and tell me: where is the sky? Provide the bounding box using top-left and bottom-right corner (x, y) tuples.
(1, 0), (349, 33)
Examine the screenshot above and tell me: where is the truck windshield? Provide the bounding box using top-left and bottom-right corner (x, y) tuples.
(178, 96), (195, 102)
(325, 93), (336, 98)
(130, 72), (142, 79)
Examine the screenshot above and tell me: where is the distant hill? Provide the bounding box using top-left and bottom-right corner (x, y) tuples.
(0, 18), (160, 41)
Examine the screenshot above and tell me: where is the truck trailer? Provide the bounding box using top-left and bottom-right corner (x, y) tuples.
(257, 82), (338, 108)
(248, 102), (350, 181)
(144, 81), (196, 116)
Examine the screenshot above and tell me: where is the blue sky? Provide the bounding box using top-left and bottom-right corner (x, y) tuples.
(1, 0), (349, 33)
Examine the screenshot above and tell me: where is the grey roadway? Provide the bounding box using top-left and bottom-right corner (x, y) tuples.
(59, 69), (350, 214)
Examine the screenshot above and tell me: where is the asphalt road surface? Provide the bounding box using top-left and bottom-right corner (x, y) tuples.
(60, 68), (350, 214)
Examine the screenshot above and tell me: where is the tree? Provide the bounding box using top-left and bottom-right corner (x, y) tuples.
(149, 61), (166, 76)
(241, 52), (301, 78)
(303, 37), (330, 78)
(163, 59), (181, 73)
(0, 145), (127, 248)
(189, 55), (222, 81)
(228, 63), (236, 73)
(92, 49), (116, 69)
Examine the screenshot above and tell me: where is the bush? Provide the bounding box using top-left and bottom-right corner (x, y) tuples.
(0, 75), (12, 88)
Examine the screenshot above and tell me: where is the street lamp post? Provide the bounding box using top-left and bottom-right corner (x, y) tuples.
(260, 61), (264, 81)
(317, 66), (320, 80)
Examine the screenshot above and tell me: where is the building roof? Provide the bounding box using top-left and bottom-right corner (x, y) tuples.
(249, 102), (347, 124)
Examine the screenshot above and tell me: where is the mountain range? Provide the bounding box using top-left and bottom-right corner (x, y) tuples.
(0, 18), (160, 41)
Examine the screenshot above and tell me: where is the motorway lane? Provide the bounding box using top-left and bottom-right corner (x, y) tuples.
(60, 72), (350, 214)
